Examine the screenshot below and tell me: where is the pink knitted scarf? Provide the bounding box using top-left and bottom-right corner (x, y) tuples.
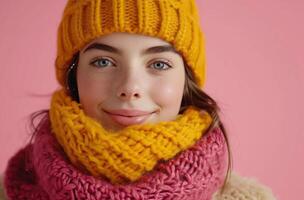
(4, 118), (228, 200)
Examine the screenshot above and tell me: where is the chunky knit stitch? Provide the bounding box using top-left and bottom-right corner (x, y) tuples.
(1, 171), (278, 200)
(56, 0), (206, 88)
(49, 89), (213, 184)
(4, 118), (228, 200)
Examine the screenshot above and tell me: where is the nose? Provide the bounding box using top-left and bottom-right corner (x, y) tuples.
(116, 69), (143, 101)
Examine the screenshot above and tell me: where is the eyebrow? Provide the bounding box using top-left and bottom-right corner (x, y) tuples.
(83, 42), (179, 55)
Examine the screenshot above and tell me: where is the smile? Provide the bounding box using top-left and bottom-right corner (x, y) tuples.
(103, 109), (155, 126)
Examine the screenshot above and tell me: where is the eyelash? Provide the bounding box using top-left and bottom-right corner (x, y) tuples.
(90, 57), (115, 68)
(90, 57), (172, 71)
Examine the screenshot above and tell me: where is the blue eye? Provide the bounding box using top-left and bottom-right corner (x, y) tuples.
(151, 61), (172, 70)
(90, 58), (115, 68)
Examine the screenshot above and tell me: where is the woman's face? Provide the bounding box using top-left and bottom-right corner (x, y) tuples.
(77, 32), (185, 131)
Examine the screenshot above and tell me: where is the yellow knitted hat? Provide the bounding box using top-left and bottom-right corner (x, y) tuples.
(55, 0), (206, 87)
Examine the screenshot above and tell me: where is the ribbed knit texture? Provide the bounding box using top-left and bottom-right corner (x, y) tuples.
(4, 118), (227, 200)
(49, 89), (213, 184)
(56, 0), (206, 88)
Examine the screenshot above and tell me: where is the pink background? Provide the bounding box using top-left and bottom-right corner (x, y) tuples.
(0, 1), (303, 199)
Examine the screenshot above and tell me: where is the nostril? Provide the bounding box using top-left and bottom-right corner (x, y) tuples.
(118, 92), (141, 99)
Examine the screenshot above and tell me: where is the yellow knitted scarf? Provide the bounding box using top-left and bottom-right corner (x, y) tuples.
(49, 89), (212, 184)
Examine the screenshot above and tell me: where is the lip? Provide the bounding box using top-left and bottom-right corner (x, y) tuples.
(103, 109), (155, 126)
(104, 109), (153, 117)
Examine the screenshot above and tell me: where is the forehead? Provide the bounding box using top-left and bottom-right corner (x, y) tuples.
(82, 32), (173, 52)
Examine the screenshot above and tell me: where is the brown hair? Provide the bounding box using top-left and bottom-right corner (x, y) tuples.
(181, 63), (233, 195)
(28, 52), (232, 195)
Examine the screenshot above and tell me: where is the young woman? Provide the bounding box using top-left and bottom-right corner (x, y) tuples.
(2, 0), (276, 199)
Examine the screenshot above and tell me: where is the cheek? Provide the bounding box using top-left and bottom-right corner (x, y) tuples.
(76, 69), (110, 116)
(151, 75), (185, 110)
